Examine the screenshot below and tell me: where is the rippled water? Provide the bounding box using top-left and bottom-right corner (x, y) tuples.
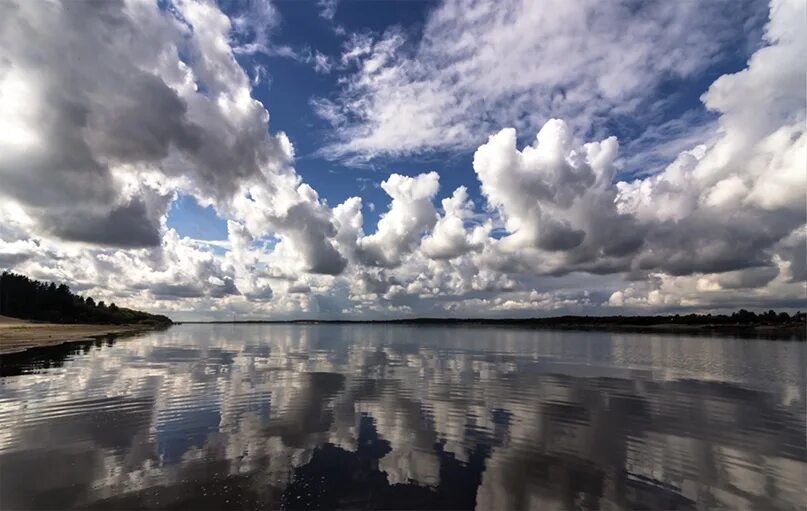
(0, 324), (804, 510)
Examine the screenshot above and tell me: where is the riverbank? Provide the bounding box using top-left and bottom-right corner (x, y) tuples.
(0, 316), (156, 355)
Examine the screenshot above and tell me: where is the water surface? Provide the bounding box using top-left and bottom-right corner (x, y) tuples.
(1, 324), (804, 510)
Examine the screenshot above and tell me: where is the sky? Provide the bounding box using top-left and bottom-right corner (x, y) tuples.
(0, 0), (804, 321)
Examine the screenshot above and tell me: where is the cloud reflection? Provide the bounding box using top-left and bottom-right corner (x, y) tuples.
(0, 325), (804, 510)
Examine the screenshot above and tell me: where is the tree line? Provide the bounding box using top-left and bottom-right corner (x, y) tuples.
(377, 310), (806, 327)
(0, 271), (171, 325)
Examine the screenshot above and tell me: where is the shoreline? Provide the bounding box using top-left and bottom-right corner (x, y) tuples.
(0, 319), (159, 355)
(175, 319), (805, 340)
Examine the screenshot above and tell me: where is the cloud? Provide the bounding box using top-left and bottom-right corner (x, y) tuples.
(271, 196), (347, 276)
(312, 51), (333, 74)
(313, 0), (765, 161)
(357, 172), (440, 268)
(777, 228), (807, 284)
(421, 187), (488, 260)
(2, 320), (802, 509)
(317, 0), (338, 20)
(0, 0), (292, 247)
(472, 121), (643, 275)
(41, 198), (166, 248)
(0, 0), (349, 284)
(0, 0), (358, 319)
(228, 0), (281, 55)
(0, 0), (803, 319)
(616, 0), (806, 277)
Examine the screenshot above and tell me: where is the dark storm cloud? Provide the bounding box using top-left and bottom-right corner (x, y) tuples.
(535, 218), (585, 252)
(41, 199), (162, 248)
(715, 267), (779, 290)
(85, 73), (203, 164)
(0, 252), (32, 268)
(636, 208), (806, 276)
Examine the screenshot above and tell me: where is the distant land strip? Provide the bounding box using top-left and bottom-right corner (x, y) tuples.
(177, 311), (806, 340)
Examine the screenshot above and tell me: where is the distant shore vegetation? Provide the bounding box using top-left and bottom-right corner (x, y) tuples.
(188, 312), (805, 340)
(2, 271), (803, 335)
(0, 272), (171, 326)
(183, 310), (806, 331)
(371, 311), (807, 328)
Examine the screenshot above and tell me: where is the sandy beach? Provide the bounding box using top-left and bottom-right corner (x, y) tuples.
(0, 316), (149, 355)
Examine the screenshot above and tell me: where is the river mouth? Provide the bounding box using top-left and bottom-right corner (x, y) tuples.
(1, 323), (804, 510)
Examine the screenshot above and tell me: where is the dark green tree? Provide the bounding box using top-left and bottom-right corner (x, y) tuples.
(0, 272), (171, 326)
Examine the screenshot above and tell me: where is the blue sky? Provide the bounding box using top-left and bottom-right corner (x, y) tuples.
(2, 0), (804, 319)
(168, 0), (767, 242)
(171, 0), (473, 237)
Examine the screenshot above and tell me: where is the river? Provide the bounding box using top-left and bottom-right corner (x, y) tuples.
(0, 324), (804, 510)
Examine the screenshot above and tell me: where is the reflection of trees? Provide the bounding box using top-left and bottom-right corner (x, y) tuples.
(0, 325), (804, 510)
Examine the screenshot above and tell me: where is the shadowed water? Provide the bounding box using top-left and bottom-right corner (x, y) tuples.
(0, 324), (804, 510)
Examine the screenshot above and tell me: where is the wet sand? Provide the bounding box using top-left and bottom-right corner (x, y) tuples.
(0, 316), (148, 355)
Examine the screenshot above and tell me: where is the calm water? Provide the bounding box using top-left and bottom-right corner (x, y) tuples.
(0, 324), (804, 510)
